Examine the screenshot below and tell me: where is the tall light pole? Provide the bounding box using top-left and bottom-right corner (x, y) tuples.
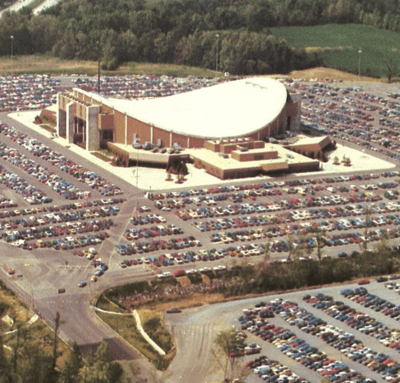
(358, 47), (362, 78)
(97, 40), (101, 93)
(10, 35), (14, 84)
(215, 33), (220, 73)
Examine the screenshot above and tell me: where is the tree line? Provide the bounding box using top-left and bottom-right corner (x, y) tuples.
(3, 0), (400, 74)
(1, 0), (400, 74)
(0, 312), (128, 383)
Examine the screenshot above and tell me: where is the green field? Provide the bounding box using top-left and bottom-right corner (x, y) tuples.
(0, 55), (220, 77)
(270, 24), (400, 78)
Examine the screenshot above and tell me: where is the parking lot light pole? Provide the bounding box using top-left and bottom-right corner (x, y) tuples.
(97, 40), (101, 93)
(10, 35), (14, 84)
(358, 48), (362, 78)
(215, 34), (220, 72)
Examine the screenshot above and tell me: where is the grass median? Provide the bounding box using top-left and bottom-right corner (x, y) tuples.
(96, 293), (174, 370)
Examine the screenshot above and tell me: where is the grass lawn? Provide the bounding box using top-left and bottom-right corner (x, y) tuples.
(270, 23), (400, 78)
(96, 293), (174, 370)
(0, 54), (220, 77)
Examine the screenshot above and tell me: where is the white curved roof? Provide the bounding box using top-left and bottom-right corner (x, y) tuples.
(91, 77), (288, 139)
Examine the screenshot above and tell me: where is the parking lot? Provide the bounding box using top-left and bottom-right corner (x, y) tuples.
(1, 75), (400, 380)
(231, 278), (400, 383)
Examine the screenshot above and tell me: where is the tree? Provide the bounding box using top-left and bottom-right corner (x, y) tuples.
(28, 14), (62, 53)
(315, 230), (326, 264)
(263, 240), (271, 262)
(287, 233), (300, 261)
(342, 155), (351, 166)
(0, 334), (13, 383)
(384, 57), (398, 83)
(360, 204), (373, 252)
(212, 329), (248, 383)
(58, 342), (83, 383)
(78, 342), (127, 383)
(302, 234), (314, 259)
(51, 312), (61, 373)
(372, 229), (394, 274)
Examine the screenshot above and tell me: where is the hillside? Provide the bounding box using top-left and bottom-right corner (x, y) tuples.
(286, 67), (380, 82)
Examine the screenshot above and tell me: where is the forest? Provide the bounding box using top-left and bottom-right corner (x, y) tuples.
(0, 334), (128, 383)
(2, 0), (400, 75)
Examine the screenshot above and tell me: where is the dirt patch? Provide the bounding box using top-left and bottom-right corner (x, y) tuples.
(305, 46), (352, 53)
(176, 276), (191, 288)
(154, 292), (226, 312)
(281, 66), (381, 82)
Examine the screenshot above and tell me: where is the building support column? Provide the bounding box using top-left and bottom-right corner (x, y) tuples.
(66, 102), (74, 144)
(125, 113), (128, 145)
(57, 94), (66, 137)
(86, 105), (101, 151)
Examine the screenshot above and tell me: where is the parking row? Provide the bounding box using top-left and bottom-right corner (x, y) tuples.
(239, 300), (373, 383)
(115, 235), (201, 256)
(23, 231), (110, 251)
(0, 140), (83, 200)
(308, 290), (400, 354)
(0, 123), (123, 197)
(191, 210), (400, 234)
(170, 194), (400, 224)
(0, 75), (59, 112)
(0, 202), (120, 230)
(74, 75), (227, 99)
(123, 224), (184, 240)
(5, 217), (114, 249)
(130, 213), (166, 225)
(0, 197), (123, 219)
(246, 354), (309, 383)
(0, 194), (17, 209)
(0, 166), (49, 204)
(146, 173), (391, 203)
(208, 223), (393, 248)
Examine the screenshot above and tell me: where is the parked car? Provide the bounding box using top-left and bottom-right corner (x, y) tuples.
(166, 307), (182, 314)
(376, 276), (388, 283)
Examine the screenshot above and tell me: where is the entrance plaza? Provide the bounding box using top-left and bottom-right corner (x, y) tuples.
(9, 111), (396, 191)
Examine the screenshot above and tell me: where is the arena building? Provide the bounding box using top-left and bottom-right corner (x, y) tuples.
(54, 76), (323, 179)
(56, 77), (300, 153)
